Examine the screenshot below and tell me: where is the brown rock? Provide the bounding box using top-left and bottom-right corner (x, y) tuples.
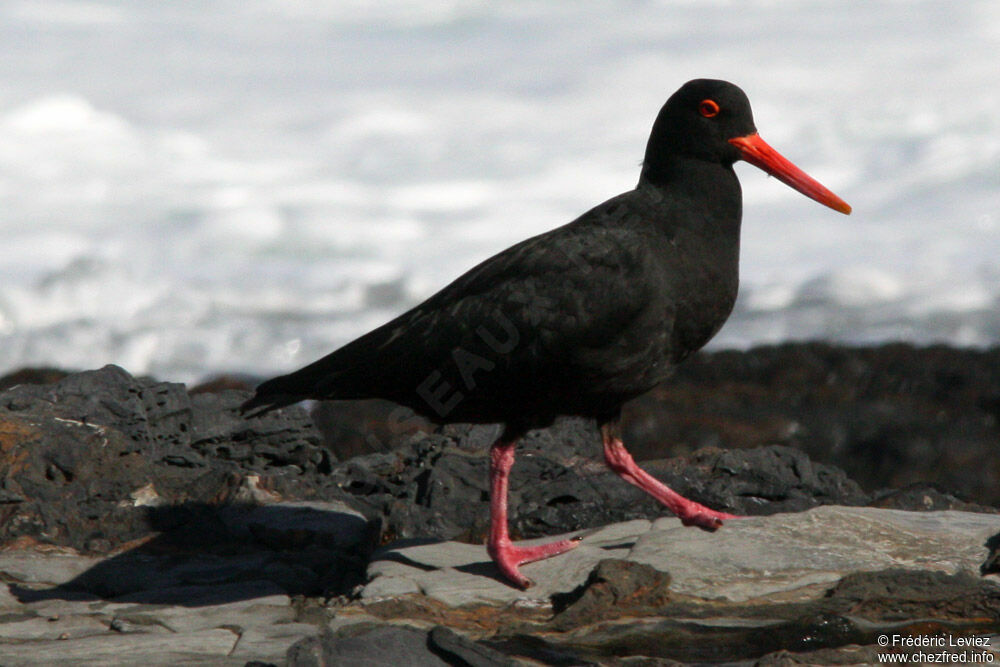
(551, 559), (672, 631)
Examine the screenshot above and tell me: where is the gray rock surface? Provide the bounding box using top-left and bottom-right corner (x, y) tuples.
(364, 506), (1000, 605)
(2, 505), (998, 665)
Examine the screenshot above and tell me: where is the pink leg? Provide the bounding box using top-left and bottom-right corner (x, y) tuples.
(601, 424), (738, 530)
(487, 440), (582, 589)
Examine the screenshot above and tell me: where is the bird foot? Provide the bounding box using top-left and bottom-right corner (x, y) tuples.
(601, 432), (741, 532)
(488, 536), (583, 589)
(677, 505), (742, 531)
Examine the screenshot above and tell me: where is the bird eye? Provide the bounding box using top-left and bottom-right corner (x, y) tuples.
(699, 99), (720, 118)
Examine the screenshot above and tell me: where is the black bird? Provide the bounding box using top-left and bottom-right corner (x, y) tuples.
(241, 79), (851, 589)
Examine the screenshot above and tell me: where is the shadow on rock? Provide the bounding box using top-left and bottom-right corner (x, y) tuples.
(10, 501), (377, 607)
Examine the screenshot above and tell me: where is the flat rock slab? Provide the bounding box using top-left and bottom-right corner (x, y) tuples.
(0, 550), (306, 666)
(2, 506), (998, 665)
(0, 628), (242, 666)
(364, 506), (1000, 606)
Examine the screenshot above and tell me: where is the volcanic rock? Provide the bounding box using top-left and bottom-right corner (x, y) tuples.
(625, 342), (1000, 505)
(0, 346), (998, 665)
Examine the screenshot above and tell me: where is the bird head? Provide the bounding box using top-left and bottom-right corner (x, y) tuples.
(644, 79), (851, 214)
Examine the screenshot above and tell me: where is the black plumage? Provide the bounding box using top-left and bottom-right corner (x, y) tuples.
(242, 80), (755, 430)
(240, 79), (850, 589)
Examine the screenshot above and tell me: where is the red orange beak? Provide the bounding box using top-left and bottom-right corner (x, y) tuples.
(728, 133), (851, 215)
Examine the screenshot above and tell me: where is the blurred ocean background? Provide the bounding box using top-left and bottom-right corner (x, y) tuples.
(0, 1), (997, 384)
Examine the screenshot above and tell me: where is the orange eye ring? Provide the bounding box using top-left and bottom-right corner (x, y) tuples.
(699, 99), (720, 118)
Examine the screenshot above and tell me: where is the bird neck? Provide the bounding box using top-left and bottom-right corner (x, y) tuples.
(642, 151), (739, 192)
(638, 156), (743, 237)
(638, 156), (743, 358)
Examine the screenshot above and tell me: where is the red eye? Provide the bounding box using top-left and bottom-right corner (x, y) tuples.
(699, 99), (720, 118)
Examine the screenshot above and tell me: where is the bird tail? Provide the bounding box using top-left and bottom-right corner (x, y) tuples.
(239, 374), (311, 418)
(239, 350), (356, 418)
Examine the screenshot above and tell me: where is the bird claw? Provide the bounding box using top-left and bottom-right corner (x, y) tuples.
(488, 537), (582, 589)
(679, 508), (741, 531)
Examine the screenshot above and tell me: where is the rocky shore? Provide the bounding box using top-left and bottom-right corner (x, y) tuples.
(1, 342), (998, 665)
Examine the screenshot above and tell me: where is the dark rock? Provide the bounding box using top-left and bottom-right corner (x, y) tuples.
(497, 612), (868, 664)
(871, 483), (995, 512)
(428, 626), (521, 667)
(2, 365), (189, 457)
(982, 532), (1000, 576)
(189, 389), (330, 470)
(659, 444), (871, 515)
(624, 342), (1000, 506)
(755, 645), (884, 665)
(0, 366), (331, 552)
(825, 568), (1000, 621)
(0, 365), (382, 603)
(550, 559), (672, 631)
(0, 366), (71, 391)
(287, 624), (450, 667)
(441, 422), (506, 451)
(285, 623), (520, 667)
(0, 408), (194, 550)
(332, 435), (873, 545)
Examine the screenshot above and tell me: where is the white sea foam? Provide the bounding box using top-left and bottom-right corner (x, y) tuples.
(0, 1), (997, 382)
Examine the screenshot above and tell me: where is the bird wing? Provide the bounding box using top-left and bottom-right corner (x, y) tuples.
(242, 194), (674, 417)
